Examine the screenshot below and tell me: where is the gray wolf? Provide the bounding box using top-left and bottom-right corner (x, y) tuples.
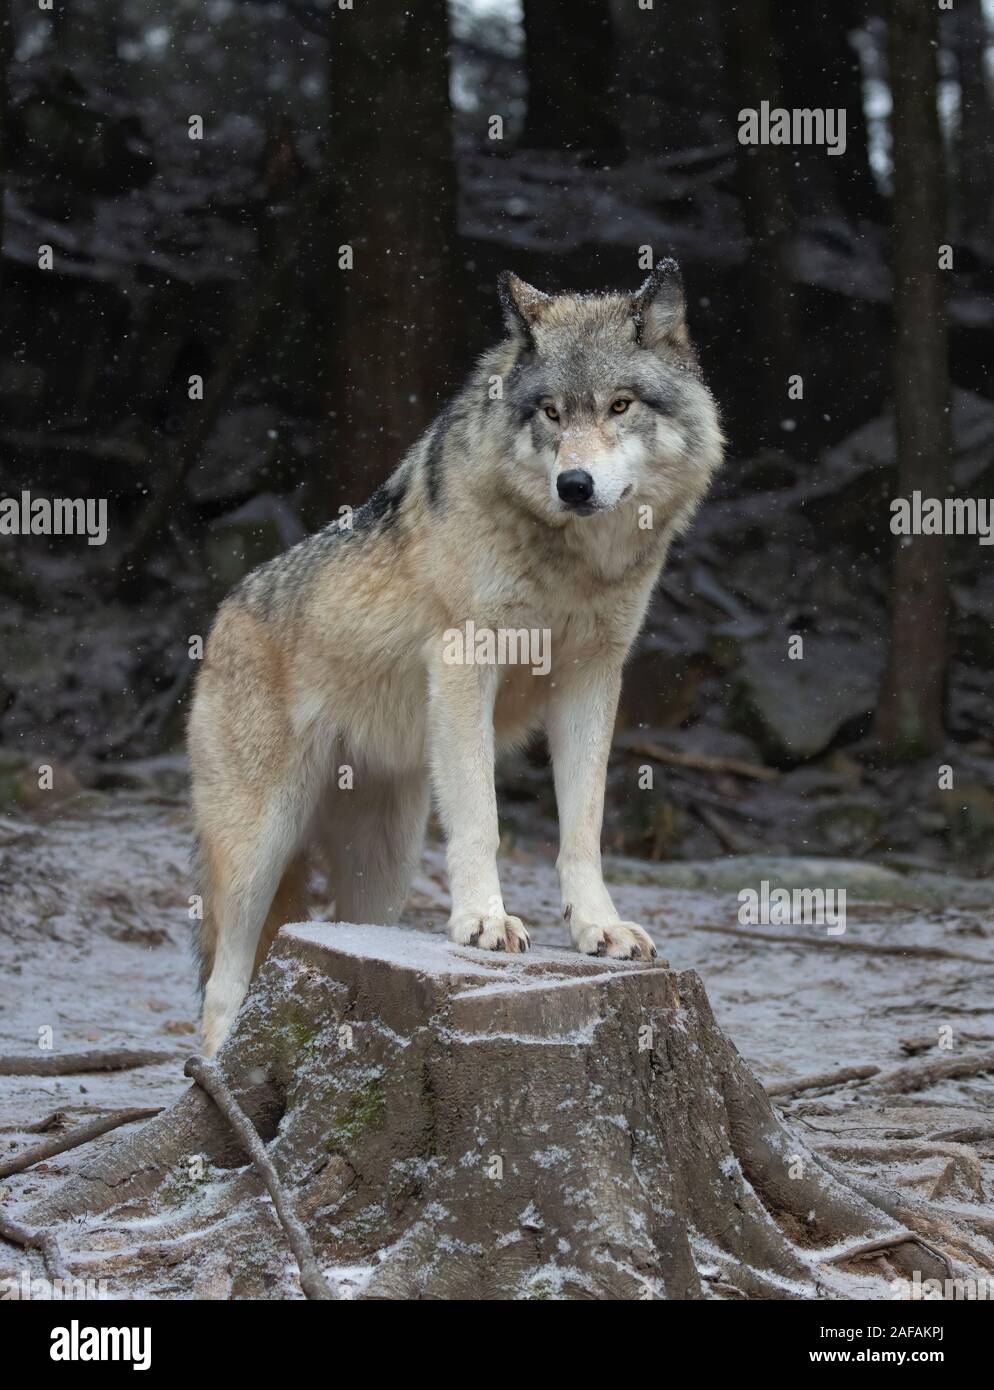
(188, 261), (724, 1054)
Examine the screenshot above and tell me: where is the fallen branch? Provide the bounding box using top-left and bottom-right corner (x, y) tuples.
(629, 739), (780, 783)
(928, 1125), (994, 1144)
(870, 1049), (994, 1096)
(900, 1030), (994, 1056)
(0, 1208), (70, 1283)
(0, 1048), (180, 1077)
(767, 1065), (880, 1099)
(691, 922), (992, 966)
(184, 1056), (335, 1301)
(824, 1230), (952, 1275)
(0, 1108), (162, 1180)
(689, 802), (754, 854)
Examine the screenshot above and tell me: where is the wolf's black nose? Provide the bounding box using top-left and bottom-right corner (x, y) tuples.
(557, 469), (594, 506)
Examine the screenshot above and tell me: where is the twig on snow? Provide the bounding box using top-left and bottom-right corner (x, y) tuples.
(0, 1108), (162, 1179)
(767, 1065), (880, 1099)
(184, 1056), (335, 1301)
(0, 1049), (180, 1077)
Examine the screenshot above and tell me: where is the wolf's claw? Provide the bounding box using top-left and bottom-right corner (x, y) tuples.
(450, 911), (530, 953)
(572, 920), (660, 963)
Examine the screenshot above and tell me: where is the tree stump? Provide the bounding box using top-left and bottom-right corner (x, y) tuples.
(28, 924), (951, 1299)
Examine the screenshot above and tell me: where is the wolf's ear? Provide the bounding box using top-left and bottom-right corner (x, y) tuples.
(498, 271), (550, 345)
(631, 259), (687, 349)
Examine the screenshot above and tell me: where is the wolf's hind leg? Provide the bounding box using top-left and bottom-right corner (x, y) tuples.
(322, 770), (430, 925)
(200, 795), (312, 1056)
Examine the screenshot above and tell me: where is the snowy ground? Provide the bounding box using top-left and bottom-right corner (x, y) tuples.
(1, 788), (992, 1298)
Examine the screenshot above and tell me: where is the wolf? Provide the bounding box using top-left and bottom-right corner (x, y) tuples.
(188, 260), (724, 1054)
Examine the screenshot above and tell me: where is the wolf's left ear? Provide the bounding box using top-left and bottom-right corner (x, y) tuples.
(631, 259), (687, 349)
(498, 270), (550, 346)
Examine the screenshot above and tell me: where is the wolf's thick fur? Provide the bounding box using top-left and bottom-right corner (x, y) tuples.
(189, 263), (724, 1054)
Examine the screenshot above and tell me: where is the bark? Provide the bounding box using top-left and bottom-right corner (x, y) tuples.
(25, 923), (953, 1300)
(874, 0), (951, 758)
(952, 0), (994, 242)
(0, 0), (8, 297)
(519, 0), (625, 164)
(721, 0), (797, 431)
(320, 1), (463, 515)
(776, 0), (882, 222)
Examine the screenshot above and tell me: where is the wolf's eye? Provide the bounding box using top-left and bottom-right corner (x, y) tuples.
(610, 398), (632, 414)
(544, 405), (559, 422)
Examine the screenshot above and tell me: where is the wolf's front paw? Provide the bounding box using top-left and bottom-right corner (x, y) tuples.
(570, 917), (660, 962)
(449, 908), (530, 953)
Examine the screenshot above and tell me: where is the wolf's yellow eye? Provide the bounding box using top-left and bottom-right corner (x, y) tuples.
(610, 398), (631, 414)
(544, 405), (559, 422)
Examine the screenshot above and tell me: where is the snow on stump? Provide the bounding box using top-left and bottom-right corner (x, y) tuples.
(28, 924), (948, 1299)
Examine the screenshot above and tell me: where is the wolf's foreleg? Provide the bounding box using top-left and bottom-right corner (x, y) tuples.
(547, 660), (657, 961)
(427, 655), (529, 952)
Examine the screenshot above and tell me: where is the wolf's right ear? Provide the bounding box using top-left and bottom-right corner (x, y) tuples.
(631, 259), (687, 350)
(498, 271), (550, 346)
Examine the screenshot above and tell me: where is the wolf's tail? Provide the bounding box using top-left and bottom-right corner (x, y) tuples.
(190, 833), (216, 997)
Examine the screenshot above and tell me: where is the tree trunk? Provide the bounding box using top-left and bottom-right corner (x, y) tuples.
(519, 0), (625, 164)
(319, 1), (463, 517)
(874, 0), (951, 759)
(721, 0), (797, 438)
(0, 0), (8, 296)
(27, 923), (952, 1299)
(952, 0), (994, 243)
(776, 0), (882, 223)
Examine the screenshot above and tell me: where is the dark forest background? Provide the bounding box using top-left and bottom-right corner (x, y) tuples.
(1, 0), (993, 873)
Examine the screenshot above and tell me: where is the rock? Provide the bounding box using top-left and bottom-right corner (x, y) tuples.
(731, 635), (883, 764)
(602, 853), (991, 908)
(13, 759), (82, 812)
(28, 922), (943, 1299)
(935, 781), (994, 864)
(812, 799), (884, 854)
(800, 389), (994, 540)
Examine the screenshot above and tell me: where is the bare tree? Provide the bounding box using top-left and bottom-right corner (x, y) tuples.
(952, 0), (994, 243)
(0, 0), (8, 295)
(777, 0), (882, 223)
(519, 0), (624, 163)
(721, 0), (797, 429)
(321, 1), (463, 511)
(874, 0), (952, 757)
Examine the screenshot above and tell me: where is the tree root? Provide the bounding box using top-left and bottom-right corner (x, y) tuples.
(0, 1207), (70, 1283)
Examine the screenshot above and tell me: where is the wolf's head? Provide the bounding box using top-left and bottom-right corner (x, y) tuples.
(493, 263), (723, 533)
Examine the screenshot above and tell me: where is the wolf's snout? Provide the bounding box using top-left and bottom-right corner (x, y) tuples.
(557, 469), (595, 508)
